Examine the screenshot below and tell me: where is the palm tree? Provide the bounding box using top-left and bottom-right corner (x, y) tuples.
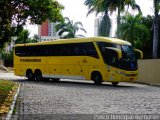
(84, 0), (111, 36)
(117, 14), (150, 48)
(98, 14), (111, 36)
(84, 0), (141, 37)
(56, 17), (87, 39)
(111, 0), (141, 35)
(104, 0), (141, 37)
(15, 29), (30, 44)
(152, 0), (159, 58)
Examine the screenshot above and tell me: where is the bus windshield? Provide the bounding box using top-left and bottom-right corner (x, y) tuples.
(97, 42), (137, 71)
(116, 45), (136, 61)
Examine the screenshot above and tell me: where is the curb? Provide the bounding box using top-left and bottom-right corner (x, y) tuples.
(6, 84), (21, 120)
(132, 81), (160, 87)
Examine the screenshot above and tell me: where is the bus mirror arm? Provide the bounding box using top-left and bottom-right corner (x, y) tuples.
(134, 49), (143, 59)
(105, 47), (122, 59)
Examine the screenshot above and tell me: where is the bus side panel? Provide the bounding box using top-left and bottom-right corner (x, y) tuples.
(14, 55), (24, 76)
(60, 57), (82, 79)
(79, 56), (105, 80)
(48, 57), (62, 78)
(14, 64), (24, 76)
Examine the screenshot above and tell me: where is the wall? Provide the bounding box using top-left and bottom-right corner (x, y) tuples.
(137, 59), (160, 85)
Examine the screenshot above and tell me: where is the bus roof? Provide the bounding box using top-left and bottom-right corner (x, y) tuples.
(15, 37), (131, 47)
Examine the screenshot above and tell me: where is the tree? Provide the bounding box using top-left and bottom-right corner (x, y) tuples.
(117, 14), (151, 49)
(152, 0), (160, 58)
(0, 0), (63, 47)
(56, 17), (87, 39)
(98, 14), (111, 36)
(32, 34), (40, 43)
(84, 0), (111, 36)
(84, 0), (140, 37)
(141, 15), (154, 58)
(15, 29), (30, 44)
(108, 0), (141, 34)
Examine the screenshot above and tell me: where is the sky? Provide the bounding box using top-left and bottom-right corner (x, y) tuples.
(25, 0), (153, 38)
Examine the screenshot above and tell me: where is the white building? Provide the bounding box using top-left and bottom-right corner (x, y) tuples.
(94, 16), (115, 37)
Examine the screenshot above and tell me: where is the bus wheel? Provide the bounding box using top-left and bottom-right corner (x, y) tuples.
(112, 82), (119, 86)
(26, 70), (34, 81)
(91, 72), (102, 85)
(35, 70), (42, 81)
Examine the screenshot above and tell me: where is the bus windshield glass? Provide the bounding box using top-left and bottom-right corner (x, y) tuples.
(97, 42), (137, 71)
(116, 45), (136, 61)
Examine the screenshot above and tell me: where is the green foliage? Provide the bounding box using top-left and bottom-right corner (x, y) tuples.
(141, 15), (153, 29)
(15, 30), (30, 44)
(84, 0), (109, 16)
(1, 42), (13, 60)
(84, 0), (111, 36)
(84, 0), (141, 16)
(0, 80), (15, 106)
(0, 0), (63, 47)
(2, 51), (13, 61)
(56, 17), (87, 39)
(117, 14), (151, 49)
(32, 34), (40, 42)
(15, 29), (39, 44)
(84, 0), (140, 37)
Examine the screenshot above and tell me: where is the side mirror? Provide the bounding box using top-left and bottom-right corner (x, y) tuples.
(134, 49), (143, 59)
(106, 47), (122, 59)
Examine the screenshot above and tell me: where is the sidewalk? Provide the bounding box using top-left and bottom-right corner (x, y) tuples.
(0, 65), (9, 73)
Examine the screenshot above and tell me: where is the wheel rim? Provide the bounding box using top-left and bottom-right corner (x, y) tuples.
(93, 74), (102, 85)
(95, 75), (99, 81)
(27, 72), (33, 80)
(35, 72), (42, 80)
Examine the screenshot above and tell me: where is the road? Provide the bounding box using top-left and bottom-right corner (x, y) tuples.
(0, 72), (160, 120)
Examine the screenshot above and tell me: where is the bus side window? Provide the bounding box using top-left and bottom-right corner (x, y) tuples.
(73, 46), (81, 56)
(81, 43), (99, 58)
(88, 43), (99, 58)
(105, 49), (118, 67)
(15, 47), (24, 56)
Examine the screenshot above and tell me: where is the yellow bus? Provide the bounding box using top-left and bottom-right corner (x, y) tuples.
(14, 37), (143, 86)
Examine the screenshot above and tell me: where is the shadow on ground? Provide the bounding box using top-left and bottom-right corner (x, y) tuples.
(13, 79), (137, 90)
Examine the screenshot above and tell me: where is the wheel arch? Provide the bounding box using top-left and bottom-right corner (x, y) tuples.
(34, 69), (41, 73)
(91, 71), (102, 81)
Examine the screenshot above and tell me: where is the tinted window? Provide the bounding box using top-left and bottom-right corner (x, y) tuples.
(15, 42), (99, 58)
(97, 42), (115, 53)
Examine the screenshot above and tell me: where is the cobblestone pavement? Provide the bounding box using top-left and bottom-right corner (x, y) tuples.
(1, 72), (160, 120)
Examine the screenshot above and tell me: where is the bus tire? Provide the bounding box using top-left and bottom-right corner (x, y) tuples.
(112, 82), (119, 86)
(34, 70), (43, 81)
(26, 70), (34, 81)
(91, 72), (102, 85)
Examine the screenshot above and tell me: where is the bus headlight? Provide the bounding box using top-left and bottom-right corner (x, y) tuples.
(120, 72), (137, 77)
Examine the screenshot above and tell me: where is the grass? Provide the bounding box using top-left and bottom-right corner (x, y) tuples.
(0, 80), (15, 107)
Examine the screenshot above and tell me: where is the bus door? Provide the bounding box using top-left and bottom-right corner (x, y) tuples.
(105, 48), (119, 81)
(106, 65), (118, 81)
